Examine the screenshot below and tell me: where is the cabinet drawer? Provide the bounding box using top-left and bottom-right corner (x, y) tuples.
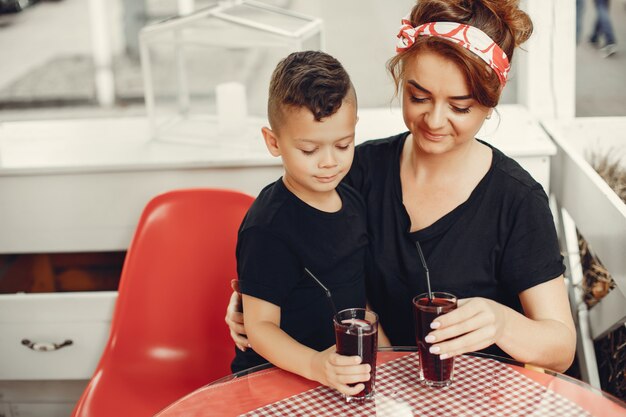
(0, 292), (116, 380)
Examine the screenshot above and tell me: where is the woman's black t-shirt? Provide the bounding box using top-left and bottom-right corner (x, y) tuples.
(345, 132), (565, 355)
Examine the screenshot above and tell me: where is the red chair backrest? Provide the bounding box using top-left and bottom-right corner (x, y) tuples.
(71, 188), (254, 417)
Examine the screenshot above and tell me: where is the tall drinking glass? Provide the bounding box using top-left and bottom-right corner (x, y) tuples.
(413, 292), (457, 387)
(333, 308), (378, 402)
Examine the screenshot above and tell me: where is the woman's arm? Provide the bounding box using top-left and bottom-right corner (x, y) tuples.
(225, 288), (249, 351)
(378, 325), (392, 348)
(500, 276), (576, 370)
(424, 276), (576, 372)
(365, 301), (391, 347)
(243, 294), (371, 395)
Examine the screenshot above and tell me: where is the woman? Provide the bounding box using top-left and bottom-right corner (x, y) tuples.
(226, 0), (576, 374)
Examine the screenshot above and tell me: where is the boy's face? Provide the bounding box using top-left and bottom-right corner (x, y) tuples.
(263, 100), (357, 204)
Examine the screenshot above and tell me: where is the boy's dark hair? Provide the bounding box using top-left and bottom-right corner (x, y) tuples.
(268, 50), (356, 130)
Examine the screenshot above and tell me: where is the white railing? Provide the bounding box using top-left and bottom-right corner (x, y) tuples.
(544, 117), (626, 388)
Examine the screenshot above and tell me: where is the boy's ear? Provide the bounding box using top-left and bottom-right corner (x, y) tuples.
(261, 126), (281, 157)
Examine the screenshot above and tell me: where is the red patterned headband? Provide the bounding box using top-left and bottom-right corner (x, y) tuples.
(396, 19), (510, 86)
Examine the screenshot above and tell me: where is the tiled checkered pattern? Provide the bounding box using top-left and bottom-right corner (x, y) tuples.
(241, 354), (592, 417)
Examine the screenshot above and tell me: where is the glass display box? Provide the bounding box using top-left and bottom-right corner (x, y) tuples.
(139, 0), (324, 145)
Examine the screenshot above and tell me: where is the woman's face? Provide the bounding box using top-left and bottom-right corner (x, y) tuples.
(401, 51), (492, 156)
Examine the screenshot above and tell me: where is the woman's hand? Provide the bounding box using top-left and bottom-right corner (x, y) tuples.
(224, 280), (249, 351)
(424, 278), (576, 371)
(424, 297), (507, 359)
(310, 346), (371, 396)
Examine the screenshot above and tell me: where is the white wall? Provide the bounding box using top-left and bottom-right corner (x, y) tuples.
(280, 0), (409, 108)
(283, 0), (525, 108)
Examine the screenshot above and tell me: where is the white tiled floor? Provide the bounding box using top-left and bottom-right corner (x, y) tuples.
(576, 0), (626, 116)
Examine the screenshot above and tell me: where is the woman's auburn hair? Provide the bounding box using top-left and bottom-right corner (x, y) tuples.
(388, 0), (533, 108)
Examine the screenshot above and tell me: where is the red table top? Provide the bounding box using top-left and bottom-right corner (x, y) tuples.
(155, 350), (626, 417)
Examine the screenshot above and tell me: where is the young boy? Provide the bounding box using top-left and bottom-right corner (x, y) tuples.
(230, 51), (371, 397)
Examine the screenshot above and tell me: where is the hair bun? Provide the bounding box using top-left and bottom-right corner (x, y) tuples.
(478, 0), (533, 47)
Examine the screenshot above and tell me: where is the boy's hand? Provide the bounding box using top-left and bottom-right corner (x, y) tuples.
(310, 346), (371, 396)
(225, 280), (249, 351)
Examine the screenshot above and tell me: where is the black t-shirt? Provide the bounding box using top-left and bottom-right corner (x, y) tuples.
(345, 132), (565, 355)
(231, 179), (368, 372)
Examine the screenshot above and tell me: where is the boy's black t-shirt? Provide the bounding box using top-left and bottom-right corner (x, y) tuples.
(231, 179), (368, 373)
(345, 132), (565, 356)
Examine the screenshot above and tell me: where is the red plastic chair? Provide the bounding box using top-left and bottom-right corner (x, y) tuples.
(71, 188), (254, 417)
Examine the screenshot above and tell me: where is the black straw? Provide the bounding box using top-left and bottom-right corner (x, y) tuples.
(304, 268), (338, 316)
(415, 241), (433, 300)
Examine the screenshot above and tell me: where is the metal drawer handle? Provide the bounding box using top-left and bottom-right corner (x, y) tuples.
(21, 339), (73, 352)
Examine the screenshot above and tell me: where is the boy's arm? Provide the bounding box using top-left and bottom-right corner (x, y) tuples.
(243, 294), (370, 396)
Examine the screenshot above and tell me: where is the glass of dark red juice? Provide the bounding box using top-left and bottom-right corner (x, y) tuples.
(413, 292), (457, 387)
(333, 308), (378, 402)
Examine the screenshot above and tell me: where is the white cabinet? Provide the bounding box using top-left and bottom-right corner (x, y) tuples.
(0, 292), (116, 380)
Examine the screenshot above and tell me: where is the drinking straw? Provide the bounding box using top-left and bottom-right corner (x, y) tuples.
(415, 241), (433, 300)
(304, 267), (338, 316)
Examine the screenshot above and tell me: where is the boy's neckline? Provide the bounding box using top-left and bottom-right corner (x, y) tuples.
(279, 177), (344, 214)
